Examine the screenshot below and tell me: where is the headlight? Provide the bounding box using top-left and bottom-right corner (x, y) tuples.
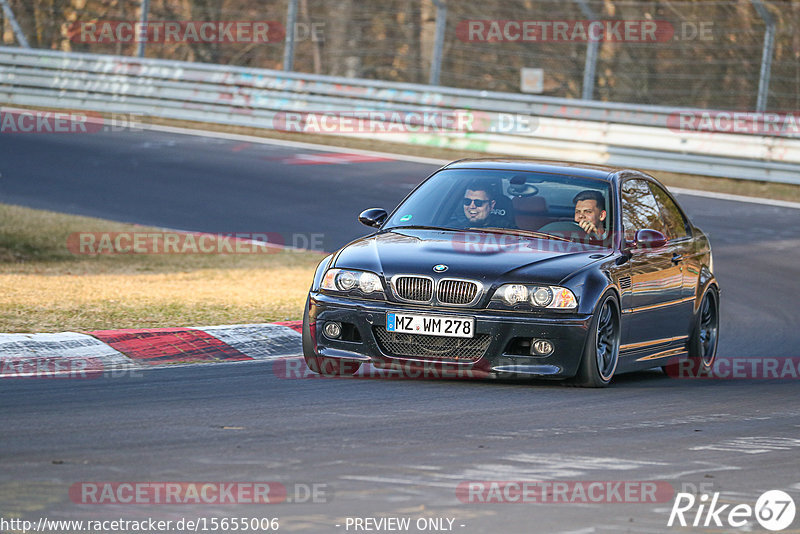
(358, 272), (383, 293)
(336, 270), (358, 291)
(531, 286), (553, 307)
(493, 284), (577, 310)
(322, 269), (385, 295)
(501, 284), (529, 305)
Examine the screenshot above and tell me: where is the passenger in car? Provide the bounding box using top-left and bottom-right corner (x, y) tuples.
(462, 181), (498, 227)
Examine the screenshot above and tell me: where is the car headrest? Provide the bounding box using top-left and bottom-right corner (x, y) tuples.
(512, 195), (547, 214)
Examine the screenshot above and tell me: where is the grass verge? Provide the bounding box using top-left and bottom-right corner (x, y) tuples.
(0, 203), (323, 333)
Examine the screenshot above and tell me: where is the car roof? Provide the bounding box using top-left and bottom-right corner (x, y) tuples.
(443, 158), (623, 181)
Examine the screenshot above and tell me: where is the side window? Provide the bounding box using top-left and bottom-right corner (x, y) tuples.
(649, 183), (689, 240)
(621, 180), (664, 241)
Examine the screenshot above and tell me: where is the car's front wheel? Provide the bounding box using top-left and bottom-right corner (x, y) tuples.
(572, 291), (621, 387)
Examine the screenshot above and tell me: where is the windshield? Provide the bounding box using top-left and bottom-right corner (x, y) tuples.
(384, 168), (614, 243)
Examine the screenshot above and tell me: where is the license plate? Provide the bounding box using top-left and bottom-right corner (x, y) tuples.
(386, 312), (474, 338)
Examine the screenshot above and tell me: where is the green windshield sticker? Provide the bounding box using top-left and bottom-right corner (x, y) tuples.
(399, 214), (413, 222)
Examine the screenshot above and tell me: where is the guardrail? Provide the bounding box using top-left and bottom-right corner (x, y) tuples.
(1, 46), (799, 184)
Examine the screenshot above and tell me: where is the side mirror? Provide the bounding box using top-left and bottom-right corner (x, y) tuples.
(633, 229), (668, 249)
(358, 208), (388, 228)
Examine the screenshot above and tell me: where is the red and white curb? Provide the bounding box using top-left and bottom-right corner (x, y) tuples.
(0, 322), (302, 378)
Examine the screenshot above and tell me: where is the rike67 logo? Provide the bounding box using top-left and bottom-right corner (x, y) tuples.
(668, 490), (796, 531)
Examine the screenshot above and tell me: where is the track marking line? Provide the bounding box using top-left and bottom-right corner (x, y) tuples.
(141, 122), (800, 209)
(278, 152), (394, 165)
(670, 187), (800, 210)
(144, 123), (446, 165)
(230, 142), (252, 152)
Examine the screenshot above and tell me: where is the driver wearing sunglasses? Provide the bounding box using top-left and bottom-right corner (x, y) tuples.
(462, 183), (497, 226)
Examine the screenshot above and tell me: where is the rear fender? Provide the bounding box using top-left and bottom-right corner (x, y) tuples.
(694, 267), (719, 314)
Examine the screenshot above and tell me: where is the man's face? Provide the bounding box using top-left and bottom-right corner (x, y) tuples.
(574, 199), (606, 229)
(463, 189), (495, 224)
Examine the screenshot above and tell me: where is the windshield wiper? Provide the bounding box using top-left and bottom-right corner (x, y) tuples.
(386, 225), (459, 232)
(468, 227), (572, 243)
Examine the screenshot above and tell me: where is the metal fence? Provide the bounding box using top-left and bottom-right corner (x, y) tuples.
(2, 46), (799, 185)
(0, 0), (796, 112)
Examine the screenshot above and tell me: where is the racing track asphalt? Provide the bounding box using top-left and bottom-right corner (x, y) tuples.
(1, 128), (799, 533)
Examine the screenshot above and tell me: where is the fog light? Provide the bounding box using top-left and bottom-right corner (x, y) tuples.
(531, 339), (554, 356)
(323, 321), (342, 339)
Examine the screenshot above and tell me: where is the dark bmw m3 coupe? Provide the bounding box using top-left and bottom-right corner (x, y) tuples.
(302, 159), (719, 387)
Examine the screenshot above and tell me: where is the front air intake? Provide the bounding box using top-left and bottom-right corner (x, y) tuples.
(394, 276), (434, 302)
(437, 279), (479, 305)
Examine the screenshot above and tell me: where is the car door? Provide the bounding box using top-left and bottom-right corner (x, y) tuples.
(620, 179), (686, 351)
(648, 182), (698, 316)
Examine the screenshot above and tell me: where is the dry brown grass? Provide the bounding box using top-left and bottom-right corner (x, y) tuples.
(0, 204), (323, 333)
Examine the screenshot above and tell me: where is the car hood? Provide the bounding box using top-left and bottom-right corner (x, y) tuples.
(333, 228), (610, 286)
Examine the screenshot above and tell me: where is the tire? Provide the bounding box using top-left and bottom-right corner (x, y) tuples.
(302, 296), (362, 377)
(688, 287), (720, 373)
(662, 287), (719, 378)
(571, 291), (621, 388)
(301, 296), (321, 373)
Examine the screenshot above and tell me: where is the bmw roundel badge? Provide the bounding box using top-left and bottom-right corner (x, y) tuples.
(433, 264), (448, 273)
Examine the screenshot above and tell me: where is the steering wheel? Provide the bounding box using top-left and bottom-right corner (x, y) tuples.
(538, 221), (588, 236)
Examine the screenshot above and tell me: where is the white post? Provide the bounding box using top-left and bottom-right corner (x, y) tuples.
(575, 0), (598, 100)
(0, 0), (30, 48)
(751, 0), (775, 112)
(136, 0), (150, 57)
(429, 0), (446, 85)
(283, 0), (298, 71)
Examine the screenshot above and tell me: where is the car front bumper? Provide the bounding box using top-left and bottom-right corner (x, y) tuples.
(307, 292), (593, 379)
